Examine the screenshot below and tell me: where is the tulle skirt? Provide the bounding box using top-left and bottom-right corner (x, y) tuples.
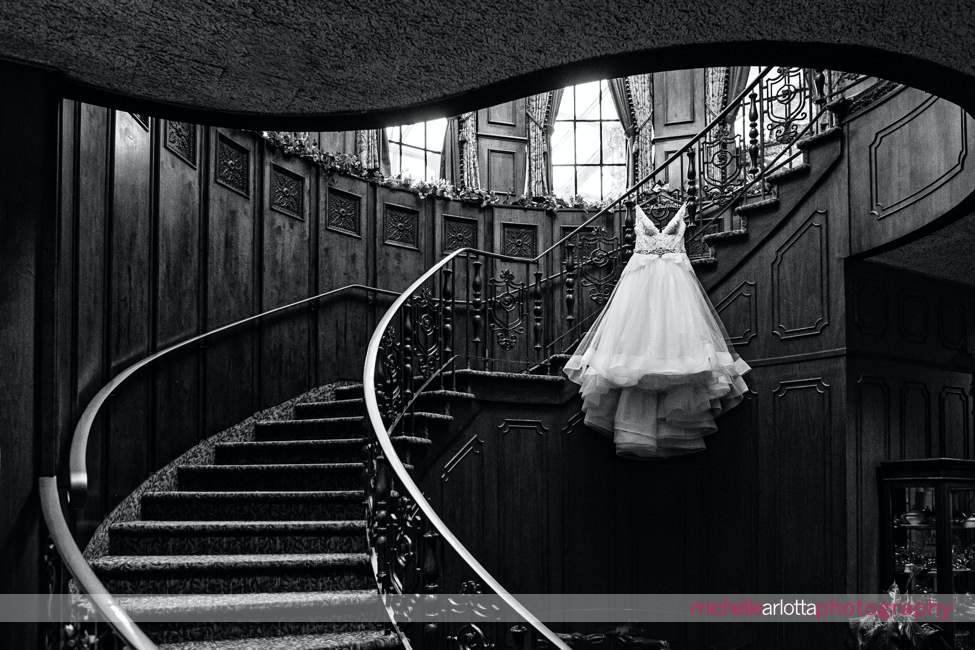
(563, 251), (750, 459)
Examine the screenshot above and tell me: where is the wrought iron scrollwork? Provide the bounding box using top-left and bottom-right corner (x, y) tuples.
(487, 268), (526, 352)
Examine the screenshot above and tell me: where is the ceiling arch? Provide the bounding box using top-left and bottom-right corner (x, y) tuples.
(2, 1), (973, 129)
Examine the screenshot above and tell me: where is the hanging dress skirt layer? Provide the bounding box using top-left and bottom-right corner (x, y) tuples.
(563, 249), (750, 459)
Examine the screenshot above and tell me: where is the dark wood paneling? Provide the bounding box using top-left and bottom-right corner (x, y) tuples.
(477, 99), (526, 138)
(849, 87), (975, 253)
(261, 149), (312, 405)
(661, 69), (697, 126)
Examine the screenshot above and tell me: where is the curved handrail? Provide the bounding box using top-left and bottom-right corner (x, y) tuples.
(69, 283), (399, 503)
(40, 477), (157, 650)
(363, 248), (571, 650)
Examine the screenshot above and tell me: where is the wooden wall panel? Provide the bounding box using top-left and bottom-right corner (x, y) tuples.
(205, 128), (258, 435)
(376, 188), (428, 292)
(848, 87), (975, 253)
(261, 150), (313, 405)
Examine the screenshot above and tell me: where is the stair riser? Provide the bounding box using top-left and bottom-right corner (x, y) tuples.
(142, 621), (381, 645)
(110, 533), (367, 555)
(100, 570), (373, 595)
(178, 467), (363, 491)
(255, 421), (364, 441)
(141, 499), (365, 521)
(215, 445), (363, 464)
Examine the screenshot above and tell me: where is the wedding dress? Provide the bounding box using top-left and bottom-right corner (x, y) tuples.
(563, 203), (750, 459)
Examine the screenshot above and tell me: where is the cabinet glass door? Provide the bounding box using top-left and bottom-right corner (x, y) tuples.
(891, 486), (938, 593)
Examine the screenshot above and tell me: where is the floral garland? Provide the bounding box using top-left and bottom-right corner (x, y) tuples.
(258, 131), (611, 214)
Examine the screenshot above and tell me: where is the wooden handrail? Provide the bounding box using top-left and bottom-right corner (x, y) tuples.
(69, 283), (399, 504)
(39, 477), (158, 650)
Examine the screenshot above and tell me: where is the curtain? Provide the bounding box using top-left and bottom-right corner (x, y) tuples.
(627, 74), (654, 184)
(725, 66), (752, 129)
(607, 77), (637, 186)
(525, 90), (562, 196)
(354, 129), (390, 175)
(440, 117), (461, 184)
(440, 113), (480, 189)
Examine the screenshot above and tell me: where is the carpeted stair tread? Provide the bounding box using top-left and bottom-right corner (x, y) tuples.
(140, 491), (365, 521)
(158, 630), (400, 650)
(111, 520), (366, 535)
(115, 590), (379, 614)
(92, 552), (371, 574)
(215, 439), (367, 464)
(254, 418), (365, 441)
(178, 464), (364, 491)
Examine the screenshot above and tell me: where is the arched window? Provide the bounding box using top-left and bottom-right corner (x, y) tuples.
(386, 118), (448, 181)
(550, 81), (627, 201)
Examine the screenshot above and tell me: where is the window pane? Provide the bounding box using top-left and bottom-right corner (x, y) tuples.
(602, 121), (626, 164)
(427, 152), (442, 181)
(386, 126), (400, 142)
(602, 165), (626, 200)
(388, 142), (402, 177)
(550, 124), (575, 165)
(601, 81), (618, 120)
(576, 166), (601, 200)
(575, 82), (600, 120)
(552, 166), (575, 199)
(426, 118), (448, 153)
(400, 145), (425, 179)
(556, 88), (574, 120)
(401, 123), (425, 148)
(575, 122), (600, 165)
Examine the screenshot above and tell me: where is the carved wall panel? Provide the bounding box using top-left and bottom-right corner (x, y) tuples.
(215, 134), (250, 197)
(869, 95), (967, 219)
(383, 203), (420, 249)
(771, 210), (829, 339)
(898, 289), (928, 343)
(940, 386), (972, 459)
(165, 121), (196, 167)
(715, 280), (757, 346)
(900, 381), (932, 458)
(326, 187), (362, 237)
(497, 419), (548, 436)
(771, 377), (833, 591)
(937, 299), (967, 350)
(270, 165), (304, 220)
(501, 223), (538, 258)
(442, 214), (478, 252)
(854, 279), (888, 336)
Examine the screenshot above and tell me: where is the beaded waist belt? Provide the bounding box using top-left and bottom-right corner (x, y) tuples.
(635, 248), (684, 256)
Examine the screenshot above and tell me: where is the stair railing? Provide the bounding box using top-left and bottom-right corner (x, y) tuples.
(363, 65), (856, 650)
(41, 283), (400, 650)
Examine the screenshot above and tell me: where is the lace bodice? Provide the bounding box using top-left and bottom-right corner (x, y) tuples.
(634, 204), (687, 255)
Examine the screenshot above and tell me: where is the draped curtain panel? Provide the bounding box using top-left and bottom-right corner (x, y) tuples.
(440, 112), (480, 188)
(354, 129), (391, 175)
(525, 92), (552, 196)
(626, 74), (654, 185)
(706, 66), (752, 131)
(607, 77), (637, 186)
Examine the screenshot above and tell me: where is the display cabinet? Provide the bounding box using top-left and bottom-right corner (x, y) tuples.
(879, 459), (975, 648)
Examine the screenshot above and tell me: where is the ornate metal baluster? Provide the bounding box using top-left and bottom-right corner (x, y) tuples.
(441, 265), (453, 388)
(422, 524), (442, 650)
(510, 624), (529, 650)
(374, 459), (392, 592)
(532, 269), (543, 357)
(402, 301), (414, 415)
(814, 68), (828, 130)
(747, 92), (760, 177)
(564, 240), (576, 327)
(685, 148), (698, 224)
(471, 259), (483, 367)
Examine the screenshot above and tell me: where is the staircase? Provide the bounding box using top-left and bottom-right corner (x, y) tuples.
(86, 383), (444, 650)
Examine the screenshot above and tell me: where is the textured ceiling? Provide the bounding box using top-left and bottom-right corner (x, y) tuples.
(3, 0), (975, 129)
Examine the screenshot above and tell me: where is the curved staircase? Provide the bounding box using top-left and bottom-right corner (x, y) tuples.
(84, 383), (450, 649)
